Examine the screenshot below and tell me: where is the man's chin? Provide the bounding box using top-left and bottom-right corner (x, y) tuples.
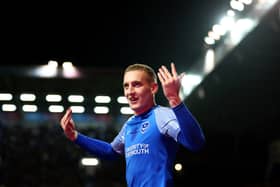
(129, 104), (139, 111)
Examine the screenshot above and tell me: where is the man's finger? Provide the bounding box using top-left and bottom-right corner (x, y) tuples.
(161, 65), (172, 79)
(157, 72), (165, 84)
(171, 63), (178, 77)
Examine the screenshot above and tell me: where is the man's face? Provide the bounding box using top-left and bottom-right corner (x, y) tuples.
(123, 70), (158, 115)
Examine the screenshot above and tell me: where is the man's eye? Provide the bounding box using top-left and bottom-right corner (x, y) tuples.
(123, 84), (128, 89)
(134, 82), (141, 87)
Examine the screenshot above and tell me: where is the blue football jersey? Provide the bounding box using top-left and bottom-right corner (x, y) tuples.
(111, 105), (181, 187)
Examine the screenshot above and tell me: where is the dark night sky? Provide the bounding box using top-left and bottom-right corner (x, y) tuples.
(1, 1), (228, 70)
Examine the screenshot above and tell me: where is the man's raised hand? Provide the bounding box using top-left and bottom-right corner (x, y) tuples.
(60, 108), (77, 141)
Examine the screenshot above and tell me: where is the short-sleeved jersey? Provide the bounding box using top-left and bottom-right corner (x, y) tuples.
(111, 105), (181, 187)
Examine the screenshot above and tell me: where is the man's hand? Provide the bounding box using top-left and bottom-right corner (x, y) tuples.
(60, 108), (77, 141)
(157, 63), (184, 107)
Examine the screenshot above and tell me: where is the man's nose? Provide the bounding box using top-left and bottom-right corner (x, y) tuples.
(126, 85), (135, 94)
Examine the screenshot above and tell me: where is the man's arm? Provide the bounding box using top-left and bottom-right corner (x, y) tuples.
(60, 108), (120, 160)
(173, 102), (205, 151)
(75, 132), (121, 160)
(158, 63), (205, 151)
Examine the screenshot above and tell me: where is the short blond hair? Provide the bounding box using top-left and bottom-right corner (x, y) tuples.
(124, 64), (157, 83)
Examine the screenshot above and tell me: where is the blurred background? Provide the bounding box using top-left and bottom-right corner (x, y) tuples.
(0, 0), (280, 186)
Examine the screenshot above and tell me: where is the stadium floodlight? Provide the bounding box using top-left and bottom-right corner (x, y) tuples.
(95, 96), (111, 103)
(2, 104), (17, 112)
(117, 96), (128, 104)
(0, 93), (13, 101)
(46, 94), (62, 102)
(20, 93), (36, 102)
(120, 106), (133, 115)
(94, 106), (109, 114)
(68, 95), (84, 103)
(22, 105), (38, 112)
(81, 157), (99, 166)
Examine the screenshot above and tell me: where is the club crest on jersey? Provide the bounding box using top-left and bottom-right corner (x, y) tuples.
(141, 122), (150, 134)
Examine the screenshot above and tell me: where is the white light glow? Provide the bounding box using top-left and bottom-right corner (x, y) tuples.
(230, 18), (256, 45)
(174, 163), (183, 171)
(227, 9), (236, 17)
(204, 36), (215, 45)
(240, 0), (252, 5)
(62, 61), (80, 78)
(20, 93), (36, 101)
(2, 104), (17, 112)
(48, 60), (58, 68)
(117, 96), (128, 104)
(230, 0), (245, 11)
(33, 64), (58, 78)
(70, 106), (85, 113)
(181, 74), (203, 97)
(81, 158), (99, 166)
(120, 106), (134, 115)
(68, 95), (84, 103)
(0, 93), (13, 101)
(46, 94), (62, 102)
(220, 16), (235, 31)
(212, 24), (227, 36)
(204, 49), (215, 74)
(208, 31), (220, 40)
(48, 105), (64, 113)
(95, 96), (111, 103)
(94, 106), (109, 114)
(22, 105), (38, 112)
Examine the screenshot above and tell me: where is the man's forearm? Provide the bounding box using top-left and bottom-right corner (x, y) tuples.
(173, 102), (206, 151)
(74, 133), (120, 160)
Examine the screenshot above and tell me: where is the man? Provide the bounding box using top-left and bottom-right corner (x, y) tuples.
(60, 63), (205, 187)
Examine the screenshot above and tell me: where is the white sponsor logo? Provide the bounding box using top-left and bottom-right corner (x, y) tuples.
(125, 143), (149, 157)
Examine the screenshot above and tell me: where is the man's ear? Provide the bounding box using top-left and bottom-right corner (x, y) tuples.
(151, 82), (158, 94)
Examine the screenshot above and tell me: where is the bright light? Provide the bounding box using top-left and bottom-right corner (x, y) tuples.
(95, 96), (111, 103)
(70, 106), (85, 113)
(68, 95), (84, 103)
(230, 0), (245, 11)
(227, 9), (236, 17)
(240, 0), (252, 5)
(120, 106), (134, 115)
(94, 106), (109, 114)
(174, 163), (183, 171)
(208, 31), (220, 40)
(204, 36), (215, 45)
(230, 18), (256, 45)
(0, 93), (13, 101)
(220, 16), (235, 31)
(181, 74), (203, 97)
(46, 94), (62, 102)
(22, 105), (38, 112)
(62, 61), (80, 78)
(204, 49), (215, 74)
(81, 158), (99, 166)
(62, 61), (73, 69)
(117, 96), (128, 104)
(20, 93), (36, 101)
(2, 104), (17, 112)
(212, 24), (227, 36)
(48, 105), (64, 113)
(33, 64), (58, 78)
(47, 60), (58, 68)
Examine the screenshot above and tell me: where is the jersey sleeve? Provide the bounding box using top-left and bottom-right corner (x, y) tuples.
(154, 106), (181, 141)
(75, 132), (120, 160)
(173, 102), (205, 151)
(110, 123), (126, 155)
